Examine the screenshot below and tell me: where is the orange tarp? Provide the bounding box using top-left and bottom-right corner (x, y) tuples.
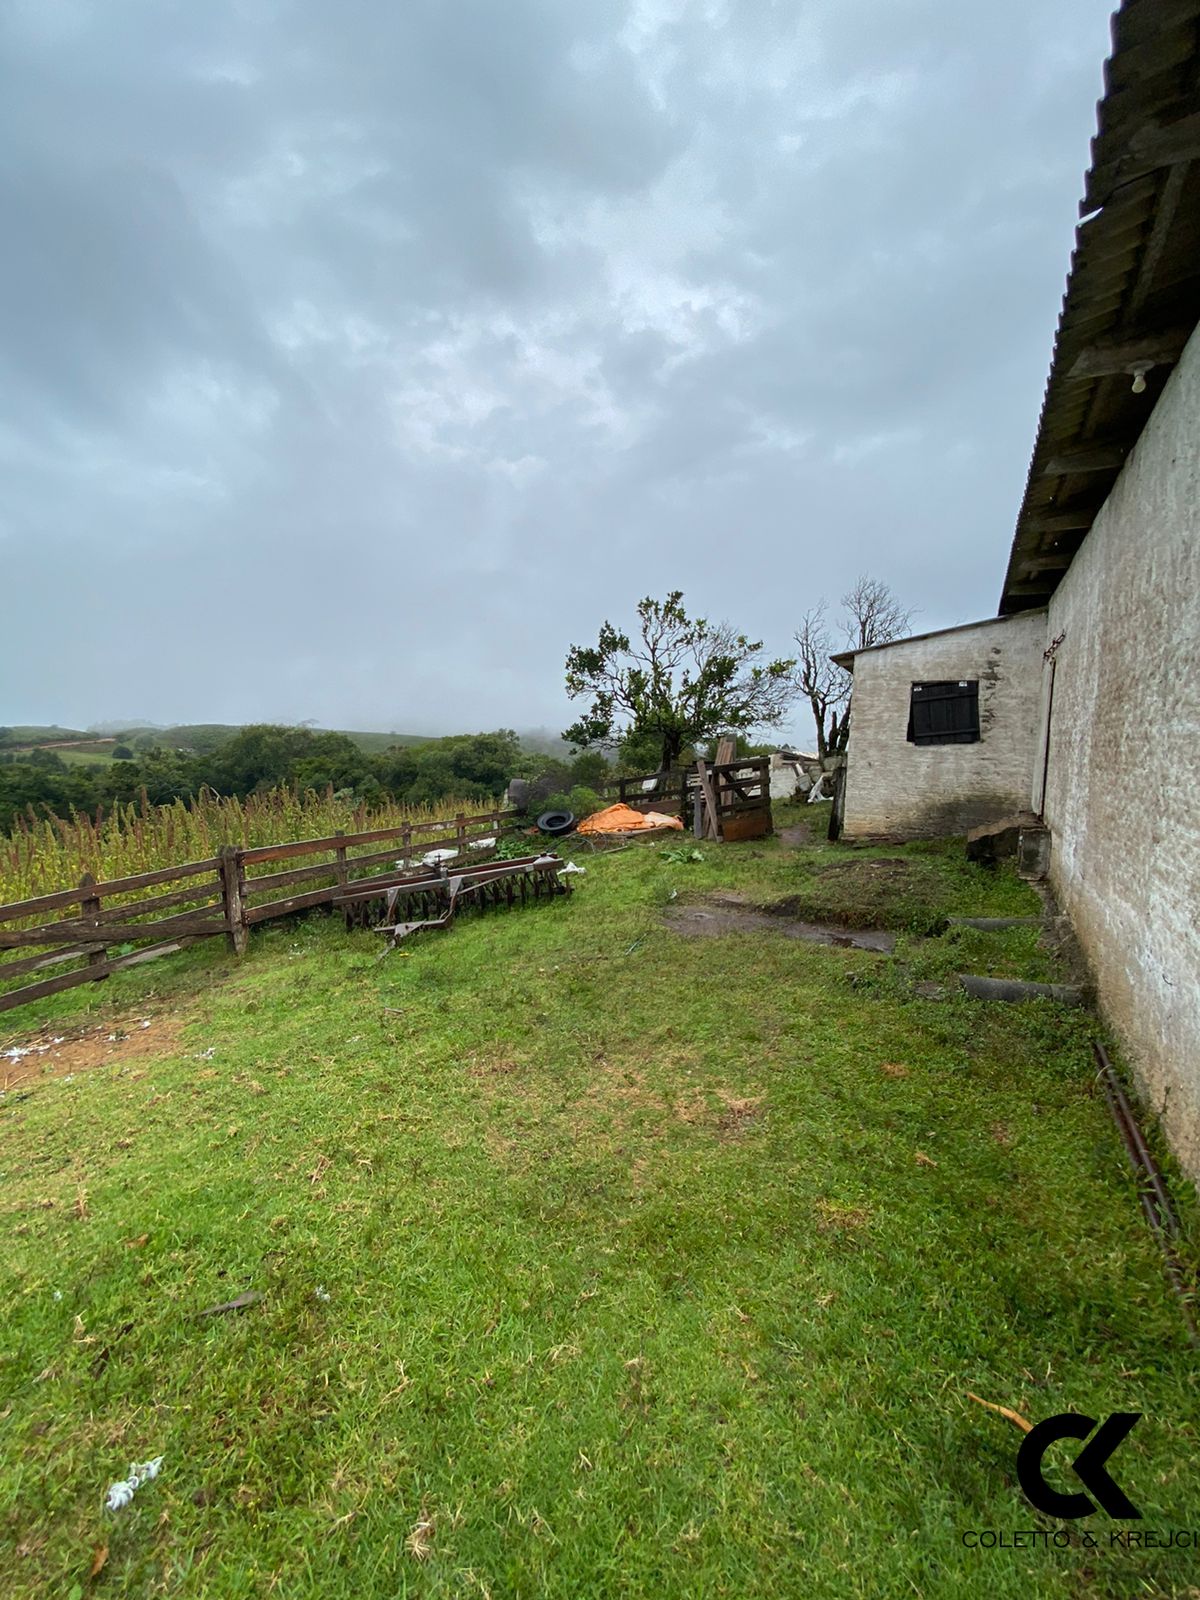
(576, 803), (684, 835)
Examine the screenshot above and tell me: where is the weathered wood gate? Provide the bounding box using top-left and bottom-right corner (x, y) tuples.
(693, 757), (772, 841)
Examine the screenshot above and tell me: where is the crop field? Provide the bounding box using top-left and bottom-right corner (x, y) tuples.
(1, 805), (1197, 1598)
(0, 787), (489, 907)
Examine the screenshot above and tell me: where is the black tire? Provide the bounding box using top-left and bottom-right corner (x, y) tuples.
(537, 810), (576, 836)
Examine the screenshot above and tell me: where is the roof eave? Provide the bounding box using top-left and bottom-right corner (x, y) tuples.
(999, 0), (1200, 615)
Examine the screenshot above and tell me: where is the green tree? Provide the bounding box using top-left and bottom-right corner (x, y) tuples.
(564, 592), (796, 771)
(207, 725), (318, 793)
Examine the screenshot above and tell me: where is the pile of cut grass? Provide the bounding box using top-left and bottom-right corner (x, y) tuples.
(1, 804), (1197, 1598)
(758, 837), (1035, 935)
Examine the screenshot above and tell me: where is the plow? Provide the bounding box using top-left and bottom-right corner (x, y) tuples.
(333, 853), (572, 945)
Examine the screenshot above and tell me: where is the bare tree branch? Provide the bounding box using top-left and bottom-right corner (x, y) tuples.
(793, 577), (914, 761)
(840, 575), (915, 653)
(793, 604), (850, 763)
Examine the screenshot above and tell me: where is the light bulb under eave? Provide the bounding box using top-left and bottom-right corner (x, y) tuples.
(1131, 364), (1150, 394)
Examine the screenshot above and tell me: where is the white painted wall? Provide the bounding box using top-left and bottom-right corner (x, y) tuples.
(1042, 325), (1200, 1180)
(840, 612), (1047, 839)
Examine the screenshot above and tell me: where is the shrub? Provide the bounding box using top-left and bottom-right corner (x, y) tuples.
(568, 785), (603, 818)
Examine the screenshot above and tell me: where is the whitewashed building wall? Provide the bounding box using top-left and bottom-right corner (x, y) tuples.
(839, 612), (1047, 840)
(1040, 325), (1200, 1178)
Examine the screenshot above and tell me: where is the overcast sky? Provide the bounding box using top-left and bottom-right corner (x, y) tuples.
(1, 0), (1111, 745)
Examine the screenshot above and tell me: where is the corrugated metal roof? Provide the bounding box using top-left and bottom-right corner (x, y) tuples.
(999, 0), (1200, 614)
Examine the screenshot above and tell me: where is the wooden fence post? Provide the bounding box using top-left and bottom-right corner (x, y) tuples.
(456, 813), (466, 852)
(79, 872), (108, 982)
(695, 760), (722, 841)
(401, 824), (412, 865)
(334, 829), (348, 891)
(219, 846), (249, 956)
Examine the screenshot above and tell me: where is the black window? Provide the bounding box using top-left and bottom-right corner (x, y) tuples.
(907, 681), (980, 744)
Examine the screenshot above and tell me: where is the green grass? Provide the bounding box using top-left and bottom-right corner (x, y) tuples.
(1, 805), (1197, 1598)
(54, 747), (120, 768)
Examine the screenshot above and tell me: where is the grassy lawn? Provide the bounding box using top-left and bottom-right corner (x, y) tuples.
(2, 805), (1197, 1598)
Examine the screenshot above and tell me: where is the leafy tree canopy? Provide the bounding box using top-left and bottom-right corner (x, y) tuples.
(564, 591), (796, 771)
(0, 727), (535, 833)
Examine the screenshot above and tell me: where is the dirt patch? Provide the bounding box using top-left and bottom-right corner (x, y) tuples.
(466, 1047), (524, 1078)
(0, 1011), (189, 1092)
(664, 900), (894, 953)
(913, 981), (949, 1000)
(713, 1094), (763, 1137)
(777, 823), (812, 848)
(815, 1199), (871, 1234)
(818, 858), (910, 874)
(478, 1052), (763, 1167)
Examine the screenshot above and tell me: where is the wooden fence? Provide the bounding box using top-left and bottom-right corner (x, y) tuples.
(600, 759), (772, 840)
(606, 769), (694, 818)
(0, 807), (515, 1016)
(700, 757), (772, 841)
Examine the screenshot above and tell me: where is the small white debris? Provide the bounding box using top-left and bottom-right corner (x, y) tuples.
(314, 1285), (331, 1302)
(52, 1037), (64, 1045)
(467, 836), (497, 851)
(105, 1456), (164, 1512)
(53, 1290), (63, 1301)
(140, 1020), (151, 1030)
(62, 1074), (75, 1084)
(196, 1047), (216, 1061)
(561, 862), (586, 875)
(421, 848), (459, 866)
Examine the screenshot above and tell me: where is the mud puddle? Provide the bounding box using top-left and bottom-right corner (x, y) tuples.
(664, 898), (894, 953)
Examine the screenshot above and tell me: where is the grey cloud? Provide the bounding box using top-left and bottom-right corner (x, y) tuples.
(0, 0), (1111, 745)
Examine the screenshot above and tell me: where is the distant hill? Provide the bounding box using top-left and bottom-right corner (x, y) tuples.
(114, 725), (441, 756)
(2, 721), (573, 764)
(0, 725), (94, 747)
(1, 723), (444, 762)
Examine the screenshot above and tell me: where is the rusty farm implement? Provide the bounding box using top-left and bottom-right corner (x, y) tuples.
(333, 853), (572, 945)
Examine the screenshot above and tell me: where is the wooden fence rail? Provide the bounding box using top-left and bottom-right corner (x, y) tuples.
(593, 760), (772, 837)
(604, 769), (693, 821)
(0, 807), (517, 1017)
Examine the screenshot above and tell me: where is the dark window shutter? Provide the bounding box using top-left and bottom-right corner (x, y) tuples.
(908, 681), (980, 744)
